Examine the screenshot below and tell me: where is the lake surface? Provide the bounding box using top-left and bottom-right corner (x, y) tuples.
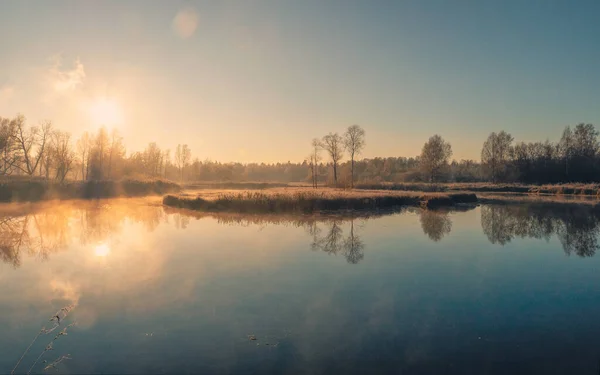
(3, 199), (600, 374)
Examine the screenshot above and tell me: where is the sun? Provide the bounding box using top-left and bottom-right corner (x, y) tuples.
(88, 97), (124, 127)
(94, 243), (111, 257)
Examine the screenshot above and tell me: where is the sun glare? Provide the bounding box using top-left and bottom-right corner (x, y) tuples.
(94, 243), (111, 257)
(89, 97), (124, 127)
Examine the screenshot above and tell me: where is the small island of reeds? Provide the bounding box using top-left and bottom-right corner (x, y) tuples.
(162, 188), (478, 214)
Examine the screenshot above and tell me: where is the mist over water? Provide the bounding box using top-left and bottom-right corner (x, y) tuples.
(3, 199), (600, 374)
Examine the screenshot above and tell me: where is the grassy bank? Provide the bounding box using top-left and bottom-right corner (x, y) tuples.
(355, 182), (600, 196)
(183, 181), (300, 190)
(0, 178), (181, 202)
(477, 193), (600, 210)
(163, 188), (477, 213)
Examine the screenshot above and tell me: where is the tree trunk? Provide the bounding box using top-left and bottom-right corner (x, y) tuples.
(351, 158), (355, 188)
(333, 163), (337, 186)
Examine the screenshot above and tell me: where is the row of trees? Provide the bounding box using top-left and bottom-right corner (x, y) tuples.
(481, 123), (600, 183)
(0, 114), (195, 182)
(3, 113), (600, 185)
(309, 125), (366, 188)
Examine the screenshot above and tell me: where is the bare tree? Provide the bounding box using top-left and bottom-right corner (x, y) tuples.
(343, 125), (365, 188)
(52, 131), (75, 182)
(310, 138), (321, 188)
(558, 126), (574, 180)
(89, 127), (109, 180)
(0, 116), (20, 175)
(162, 149), (171, 178)
(13, 116), (52, 176)
(175, 144), (191, 181)
(42, 137), (54, 179)
(420, 135), (452, 182)
(481, 131), (513, 183)
(107, 129), (125, 179)
(76, 132), (91, 181)
(321, 132), (344, 186)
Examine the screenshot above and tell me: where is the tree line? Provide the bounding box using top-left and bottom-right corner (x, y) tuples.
(2, 113), (599, 184)
(0, 114), (196, 182)
(480, 123), (600, 184)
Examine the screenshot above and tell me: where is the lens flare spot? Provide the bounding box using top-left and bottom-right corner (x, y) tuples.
(94, 243), (110, 257)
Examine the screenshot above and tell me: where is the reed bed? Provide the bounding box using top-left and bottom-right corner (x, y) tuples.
(163, 189), (478, 213)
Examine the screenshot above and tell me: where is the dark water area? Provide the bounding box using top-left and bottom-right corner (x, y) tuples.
(2, 199), (600, 374)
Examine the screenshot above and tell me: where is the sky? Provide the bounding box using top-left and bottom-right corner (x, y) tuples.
(1, 0), (600, 163)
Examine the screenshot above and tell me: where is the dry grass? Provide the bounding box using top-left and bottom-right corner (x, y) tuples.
(182, 181), (297, 190)
(478, 192), (600, 209)
(355, 182), (600, 196)
(164, 187), (477, 213)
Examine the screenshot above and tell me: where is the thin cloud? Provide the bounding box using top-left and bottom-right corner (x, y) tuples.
(49, 56), (86, 92)
(173, 7), (199, 38)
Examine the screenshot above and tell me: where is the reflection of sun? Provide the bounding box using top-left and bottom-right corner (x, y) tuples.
(94, 243), (111, 257)
(89, 97), (124, 127)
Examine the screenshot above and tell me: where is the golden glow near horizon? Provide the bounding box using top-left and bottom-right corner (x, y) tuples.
(94, 243), (111, 257)
(88, 97), (124, 127)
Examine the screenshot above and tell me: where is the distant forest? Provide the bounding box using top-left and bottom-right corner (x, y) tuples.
(1, 114), (599, 185)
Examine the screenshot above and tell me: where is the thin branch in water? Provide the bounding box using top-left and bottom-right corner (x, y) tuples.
(27, 343), (53, 375)
(26, 320), (76, 375)
(10, 328), (45, 375)
(43, 354), (72, 372)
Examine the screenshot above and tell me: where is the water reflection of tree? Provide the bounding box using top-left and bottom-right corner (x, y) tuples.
(343, 220), (364, 264)
(0, 201), (167, 268)
(480, 205), (600, 257)
(419, 210), (452, 242)
(318, 221), (344, 255)
(311, 219), (364, 264)
(162, 207), (368, 263)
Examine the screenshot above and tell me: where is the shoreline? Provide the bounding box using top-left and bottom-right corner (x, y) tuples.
(0, 178), (181, 202)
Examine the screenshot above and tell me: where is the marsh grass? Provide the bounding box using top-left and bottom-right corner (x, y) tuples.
(163, 189), (477, 213)
(0, 178), (180, 202)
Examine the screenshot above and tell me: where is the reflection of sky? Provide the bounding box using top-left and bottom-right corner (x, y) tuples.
(2, 202), (600, 373)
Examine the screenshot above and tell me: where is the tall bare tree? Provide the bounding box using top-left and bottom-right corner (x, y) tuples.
(175, 144), (191, 181)
(13, 116), (52, 176)
(89, 127), (109, 179)
(76, 131), (91, 181)
(107, 129), (125, 179)
(481, 131), (514, 183)
(558, 126), (574, 180)
(420, 135), (452, 182)
(0, 116), (20, 175)
(310, 138), (321, 188)
(321, 132), (344, 186)
(162, 149), (171, 178)
(343, 125), (365, 188)
(52, 131), (75, 182)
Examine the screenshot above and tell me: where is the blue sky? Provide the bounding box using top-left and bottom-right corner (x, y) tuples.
(1, 0), (599, 162)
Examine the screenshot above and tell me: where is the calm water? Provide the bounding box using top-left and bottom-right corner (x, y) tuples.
(3, 199), (600, 374)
